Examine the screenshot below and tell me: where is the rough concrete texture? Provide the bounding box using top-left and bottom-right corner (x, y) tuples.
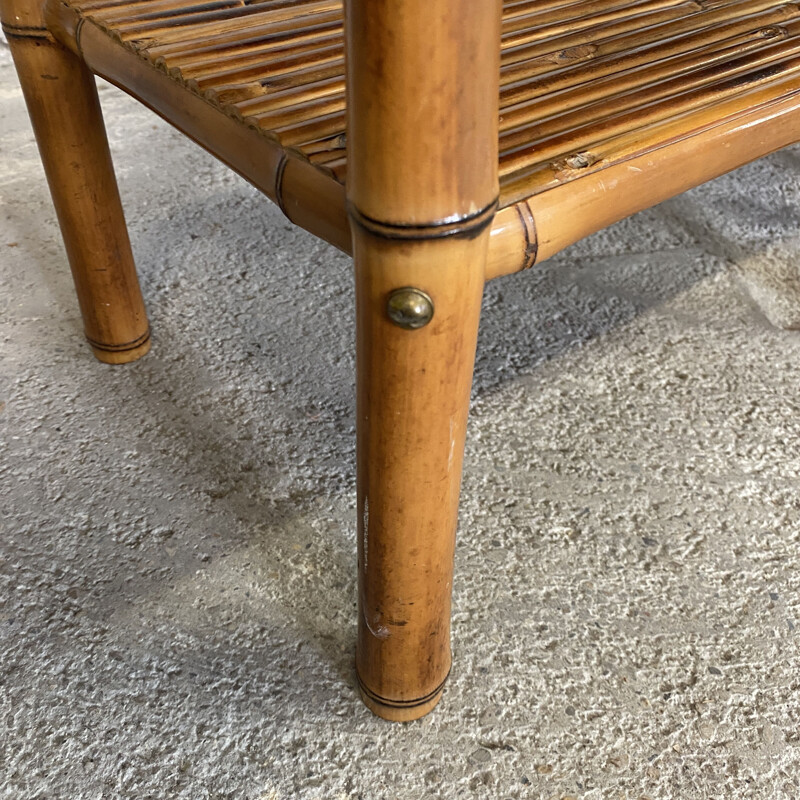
(2, 38), (800, 800)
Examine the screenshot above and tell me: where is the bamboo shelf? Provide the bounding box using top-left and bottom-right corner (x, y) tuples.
(28, 0), (800, 273)
(3, 0), (799, 719)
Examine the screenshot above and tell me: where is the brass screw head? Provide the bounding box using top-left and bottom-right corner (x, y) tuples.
(386, 288), (434, 329)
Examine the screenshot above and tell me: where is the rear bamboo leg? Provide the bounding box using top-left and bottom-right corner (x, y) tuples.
(354, 225), (490, 720)
(2, 13), (149, 363)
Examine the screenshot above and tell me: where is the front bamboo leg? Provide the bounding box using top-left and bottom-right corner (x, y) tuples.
(3, 25), (150, 363)
(354, 225), (488, 721)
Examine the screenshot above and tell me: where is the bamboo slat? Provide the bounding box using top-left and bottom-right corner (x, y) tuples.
(41, 0), (800, 278)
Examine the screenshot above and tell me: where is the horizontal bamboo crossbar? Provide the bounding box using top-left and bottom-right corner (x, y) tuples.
(39, 0), (800, 278)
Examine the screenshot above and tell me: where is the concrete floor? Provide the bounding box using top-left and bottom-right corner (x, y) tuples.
(2, 36), (800, 800)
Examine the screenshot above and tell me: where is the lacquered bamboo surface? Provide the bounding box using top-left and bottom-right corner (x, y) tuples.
(346, 0), (500, 721)
(43, 0), (800, 277)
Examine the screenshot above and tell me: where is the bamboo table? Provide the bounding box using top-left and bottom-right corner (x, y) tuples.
(3, 0), (799, 719)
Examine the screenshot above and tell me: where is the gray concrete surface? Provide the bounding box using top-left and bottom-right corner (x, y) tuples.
(2, 37), (800, 800)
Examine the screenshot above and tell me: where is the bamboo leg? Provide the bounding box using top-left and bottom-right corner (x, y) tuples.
(3, 25), (150, 363)
(354, 225), (490, 721)
(345, 0), (501, 719)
